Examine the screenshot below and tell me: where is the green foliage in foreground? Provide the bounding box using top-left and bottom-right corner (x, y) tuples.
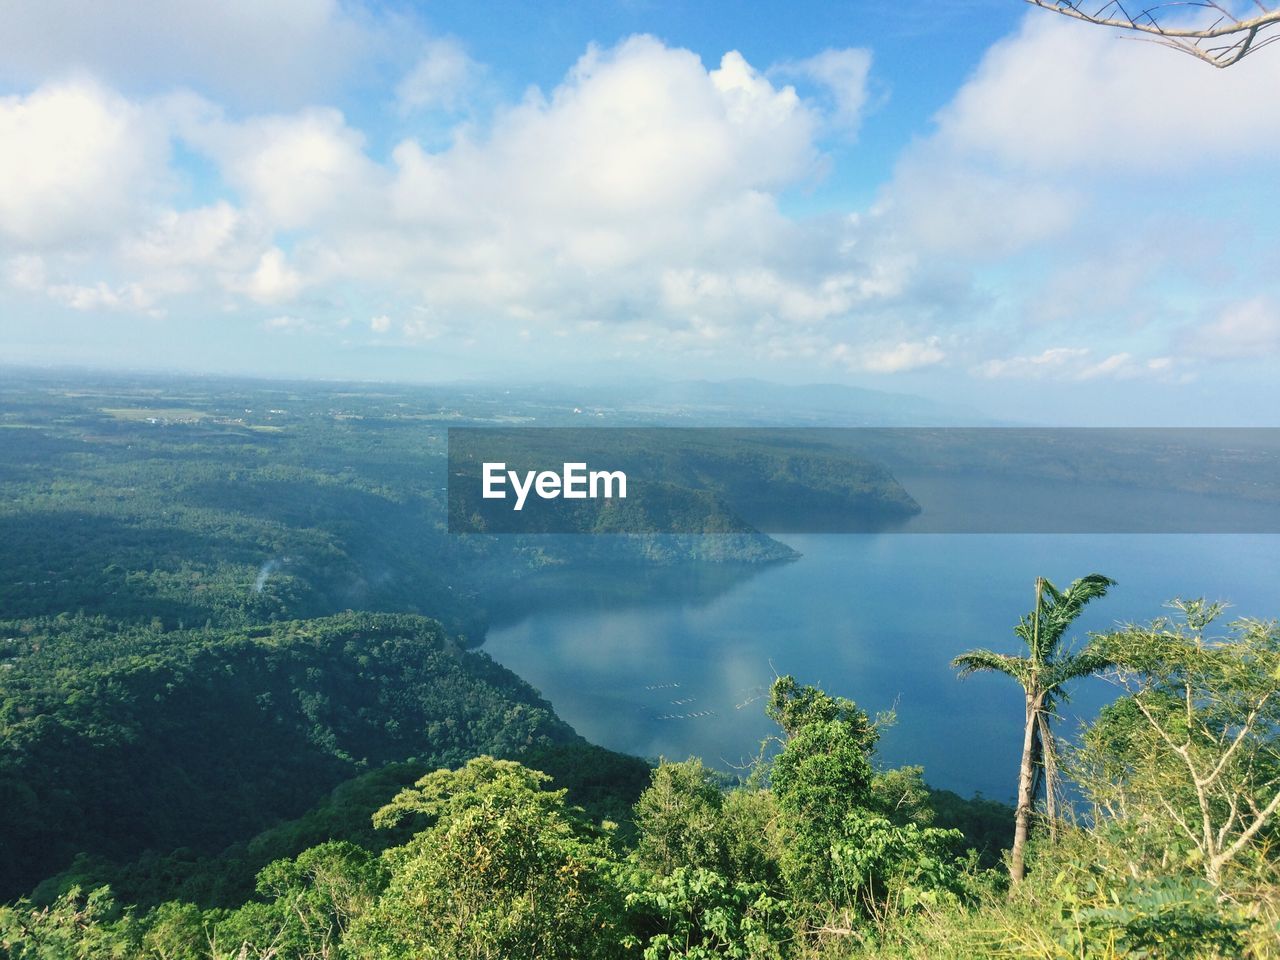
(30, 740), (650, 913)
(6, 649), (1280, 960)
(953, 573), (1116, 883)
(1, 693), (1000, 960)
(0, 612), (586, 899)
(4, 604), (1279, 958)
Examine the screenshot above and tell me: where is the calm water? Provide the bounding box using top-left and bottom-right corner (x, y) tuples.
(483, 533), (1280, 802)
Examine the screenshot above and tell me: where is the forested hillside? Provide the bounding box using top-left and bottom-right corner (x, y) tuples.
(7, 641), (1278, 959)
(4, 376), (1278, 958)
(1, 375), (837, 640)
(0, 612), (607, 899)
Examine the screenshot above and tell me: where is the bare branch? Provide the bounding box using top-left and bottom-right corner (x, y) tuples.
(1200, 693), (1269, 788)
(1151, 787), (1202, 849)
(1212, 785), (1280, 874)
(1023, 0), (1280, 66)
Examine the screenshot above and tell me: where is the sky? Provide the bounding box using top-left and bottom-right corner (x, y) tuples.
(2, 0), (1279, 424)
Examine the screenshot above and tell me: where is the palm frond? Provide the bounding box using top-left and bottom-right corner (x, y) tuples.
(1046, 574), (1116, 635)
(952, 649), (1032, 687)
(1016, 573), (1116, 662)
(1042, 644), (1116, 694)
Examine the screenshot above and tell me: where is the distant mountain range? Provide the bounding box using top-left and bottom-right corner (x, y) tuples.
(474, 375), (995, 426)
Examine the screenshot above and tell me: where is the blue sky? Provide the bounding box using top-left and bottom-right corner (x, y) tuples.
(2, 0), (1278, 424)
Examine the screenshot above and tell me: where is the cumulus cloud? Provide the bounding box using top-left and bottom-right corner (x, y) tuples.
(262, 314), (311, 332)
(236, 248), (304, 304)
(5, 253), (158, 313)
(881, 160), (1078, 257)
(0, 31), (1002, 376)
(46, 281), (155, 313)
(396, 38), (481, 114)
(418, 37), (822, 222)
(933, 13), (1280, 174)
(122, 202), (252, 270)
(190, 107), (383, 231)
(979, 346), (1090, 379)
(4, 16), (1277, 393)
(833, 337), (945, 373)
(1184, 297), (1280, 359)
(977, 346), (1179, 381)
(774, 47), (873, 134)
(0, 0), (407, 108)
(884, 11), (1280, 262)
(0, 79), (170, 248)
(874, 12), (1280, 381)
(294, 36), (910, 361)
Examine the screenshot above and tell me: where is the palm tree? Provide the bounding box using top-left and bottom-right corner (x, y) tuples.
(953, 573), (1115, 883)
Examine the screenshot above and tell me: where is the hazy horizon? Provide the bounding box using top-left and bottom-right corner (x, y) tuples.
(3, 2), (1279, 425)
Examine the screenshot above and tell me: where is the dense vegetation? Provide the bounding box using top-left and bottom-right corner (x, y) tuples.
(0, 612), (611, 898)
(3, 374), (1278, 957)
(0, 374), (820, 643)
(0, 677), (994, 958)
(5, 629), (1278, 958)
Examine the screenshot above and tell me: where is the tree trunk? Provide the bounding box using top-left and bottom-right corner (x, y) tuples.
(1029, 724), (1044, 805)
(1037, 710), (1058, 840)
(1009, 692), (1040, 884)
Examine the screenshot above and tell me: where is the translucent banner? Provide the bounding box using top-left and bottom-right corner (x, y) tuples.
(447, 427), (1280, 534)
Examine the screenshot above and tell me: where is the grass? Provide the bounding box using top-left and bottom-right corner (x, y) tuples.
(100, 407), (211, 421)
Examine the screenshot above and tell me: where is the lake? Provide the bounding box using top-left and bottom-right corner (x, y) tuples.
(483, 532), (1280, 802)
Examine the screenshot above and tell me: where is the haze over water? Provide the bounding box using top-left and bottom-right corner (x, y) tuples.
(484, 531), (1280, 801)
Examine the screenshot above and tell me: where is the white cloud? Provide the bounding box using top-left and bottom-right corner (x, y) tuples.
(866, 11), (1280, 381)
(978, 346), (1179, 381)
(0, 0), (407, 108)
(400, 315), (445, 341)
(775, 48), (872, 133)
(4, 254), (46, 291)
(0, 37), (982, 373)
(433, 37), (821, 222)
(122, 202), (253, 270)
(979, 347), (1090, 379)
(1185, 297), (1280, 359)
(236, 248), (303, 304)
(47, 280), (155, 312)
(659, 267), (866, 326)
(302, 36), (877, 360)
(933, 13), (1280, 174)
(881, 160), (1078, 257)
(262, 314), (312, 332)
(834, 337), (945, 373)
(396, 38), (481, 113)
(192, 108), (382, 231)
(6, 21), (1274, 392)
(0, 79), (169, 248)
(5, 252), (158, 313)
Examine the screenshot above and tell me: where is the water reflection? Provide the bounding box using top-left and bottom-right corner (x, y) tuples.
(485, 558), (776, 627)
(482, 533), (1280, 802)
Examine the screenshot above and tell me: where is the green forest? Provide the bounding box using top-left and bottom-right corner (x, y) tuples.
(2, 375), (1278, 958)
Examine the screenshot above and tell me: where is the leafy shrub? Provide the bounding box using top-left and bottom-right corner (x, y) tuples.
(625, 867), (791, 960)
